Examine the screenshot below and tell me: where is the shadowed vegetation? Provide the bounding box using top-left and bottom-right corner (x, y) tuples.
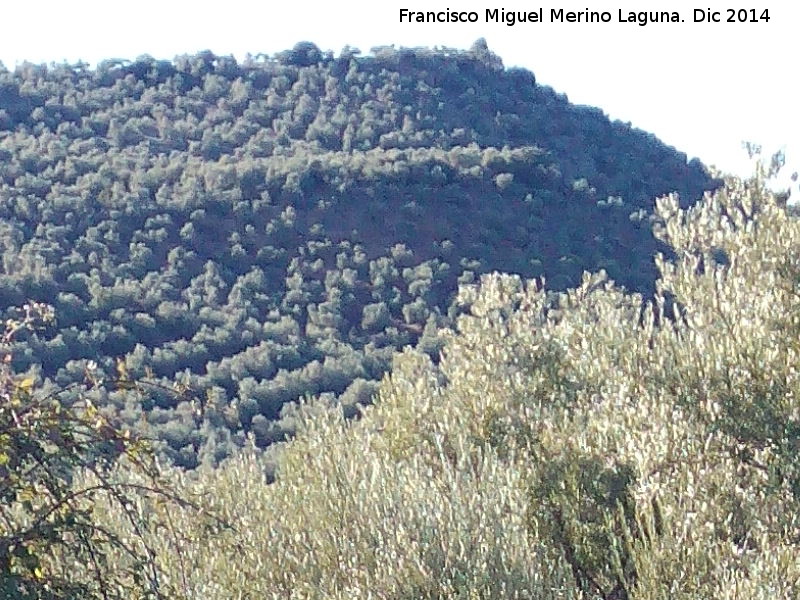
(0, 42), (716, 468)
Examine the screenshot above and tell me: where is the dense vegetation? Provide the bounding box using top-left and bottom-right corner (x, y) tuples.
(8, 164), (800, 598)
(0, 41), (717, 467)
(0, 302), (212, 598)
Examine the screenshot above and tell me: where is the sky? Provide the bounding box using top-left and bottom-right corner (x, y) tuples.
(1, 1), (797, 189)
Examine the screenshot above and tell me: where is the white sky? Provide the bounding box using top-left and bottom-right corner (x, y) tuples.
(1, 1), (797, 187)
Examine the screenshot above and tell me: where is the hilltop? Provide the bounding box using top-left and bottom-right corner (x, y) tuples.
(0, 41), (717, 466)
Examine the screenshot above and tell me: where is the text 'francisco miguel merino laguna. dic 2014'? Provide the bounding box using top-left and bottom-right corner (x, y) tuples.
(399, 8), (770, 26)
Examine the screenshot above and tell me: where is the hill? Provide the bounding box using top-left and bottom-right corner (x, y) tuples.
(0, 41), (717, 466)
(17, 170), (800, 598)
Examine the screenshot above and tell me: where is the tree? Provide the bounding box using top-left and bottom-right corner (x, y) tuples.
(277, 42), (323, 67)
(0, 302), (226, 599)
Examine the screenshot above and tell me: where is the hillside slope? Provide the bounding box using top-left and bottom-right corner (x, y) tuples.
(0, 41), (716, 466)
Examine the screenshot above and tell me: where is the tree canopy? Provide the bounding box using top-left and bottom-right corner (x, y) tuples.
(0, 44), (717, 468)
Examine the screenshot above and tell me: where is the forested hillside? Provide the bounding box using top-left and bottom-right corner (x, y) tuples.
(0, 41), (717, 466)
(7, 169), (799, 599)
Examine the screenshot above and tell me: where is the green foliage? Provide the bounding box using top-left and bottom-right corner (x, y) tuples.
(0, 44), (715, 467)
(0, 303), (226, 599)
(44, 167), (800, 597)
